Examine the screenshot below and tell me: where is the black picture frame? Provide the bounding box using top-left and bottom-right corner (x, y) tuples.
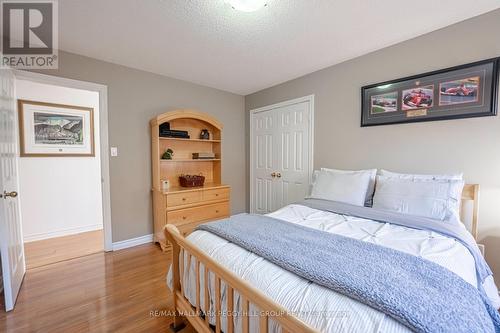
(361, 57), (499, 127)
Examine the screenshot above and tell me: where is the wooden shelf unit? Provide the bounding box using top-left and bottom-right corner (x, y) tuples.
(150, 109), (230, 251)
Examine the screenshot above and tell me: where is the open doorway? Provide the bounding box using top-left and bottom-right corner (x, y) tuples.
(15, 76), (109, 269)
(1, 70), (111, 311)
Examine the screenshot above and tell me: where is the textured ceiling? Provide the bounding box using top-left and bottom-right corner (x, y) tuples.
(58, 0), (500, 95)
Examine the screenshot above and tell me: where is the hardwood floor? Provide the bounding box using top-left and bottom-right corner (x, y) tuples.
(0, 244), (193, 333)
(24, 230), (104, 269)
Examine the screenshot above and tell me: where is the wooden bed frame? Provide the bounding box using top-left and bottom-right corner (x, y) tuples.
(461, 184), (480, 239)
(165, 184), (480, 333)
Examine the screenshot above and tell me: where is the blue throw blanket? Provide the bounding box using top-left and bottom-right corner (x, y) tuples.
(301, 198), (492, 286)
(197, 211), (500, 332)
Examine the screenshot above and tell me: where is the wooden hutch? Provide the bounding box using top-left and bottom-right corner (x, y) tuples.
(151, 110), (230, 251)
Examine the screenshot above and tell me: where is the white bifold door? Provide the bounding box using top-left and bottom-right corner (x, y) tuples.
(250, 96), (314, 214)
(0, 68), (25, 311)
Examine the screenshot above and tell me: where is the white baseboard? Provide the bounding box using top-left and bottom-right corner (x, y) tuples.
(112, 234), (153, 251)
(24, 224), (103, 243)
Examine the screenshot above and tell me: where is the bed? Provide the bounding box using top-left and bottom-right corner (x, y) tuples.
(166, 183), (500, 333)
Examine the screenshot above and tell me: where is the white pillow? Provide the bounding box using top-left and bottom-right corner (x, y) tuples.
(379, 169), (463, 181)
(372, 176), (465, 221)
(321, 168), (377, 206)
(310, 169), (372, 206)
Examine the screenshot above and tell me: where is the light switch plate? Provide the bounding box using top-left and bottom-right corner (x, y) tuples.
(110, 147), (118, 157)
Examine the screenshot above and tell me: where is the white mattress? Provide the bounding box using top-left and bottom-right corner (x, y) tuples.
(170, 204), (500, 333)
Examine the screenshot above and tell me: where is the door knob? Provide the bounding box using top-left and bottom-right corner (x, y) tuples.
(1, 191), (18, 199)
(276, 173), (282, 178)
(271, 172), (276, 178)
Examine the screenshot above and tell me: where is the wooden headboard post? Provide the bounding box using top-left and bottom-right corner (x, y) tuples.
(461, 184), (480, 239)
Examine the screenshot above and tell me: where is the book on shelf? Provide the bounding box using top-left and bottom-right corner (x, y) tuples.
(159, 129), (190, 138)
(192, 152), (216, 159)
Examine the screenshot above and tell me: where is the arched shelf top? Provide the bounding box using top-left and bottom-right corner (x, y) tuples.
(150, 109), (223, 130)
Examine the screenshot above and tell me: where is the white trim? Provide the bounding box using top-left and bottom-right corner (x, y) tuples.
(249, 95), (315, 213)
(112, 234), (153, 251)
(12, 70), (113, 252)
(23, 224), (103, 243)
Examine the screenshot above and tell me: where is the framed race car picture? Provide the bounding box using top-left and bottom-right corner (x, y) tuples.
(361, 57), (499, 126)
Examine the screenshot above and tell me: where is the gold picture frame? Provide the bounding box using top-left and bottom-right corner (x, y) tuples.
(18, 99), (95, 157)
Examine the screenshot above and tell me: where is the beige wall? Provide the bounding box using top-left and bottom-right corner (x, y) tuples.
(36, 51), (246, 242)
(246, 9), (500, 276)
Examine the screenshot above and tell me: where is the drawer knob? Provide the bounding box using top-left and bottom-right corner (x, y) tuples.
(183, 216), (187, 220)
(182, 198), (186, 201)
(215, 193), (219, 196)
(216, 210), (219, 213)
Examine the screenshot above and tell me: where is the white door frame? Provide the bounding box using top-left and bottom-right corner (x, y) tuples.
(249, 95), (314, 213)
(13, 70), (113, 251)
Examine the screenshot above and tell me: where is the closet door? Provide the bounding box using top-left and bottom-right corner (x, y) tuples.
(274, 101), (311, 209)
(251, 109), (278, 214)
(250, 96), (313, 214)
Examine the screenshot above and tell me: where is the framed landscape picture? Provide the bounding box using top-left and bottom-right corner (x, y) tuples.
(18, 100), (95, 157)
(361, 58), (499, 126)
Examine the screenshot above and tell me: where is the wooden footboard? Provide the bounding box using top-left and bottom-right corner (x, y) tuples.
(165, 225), (318, 333)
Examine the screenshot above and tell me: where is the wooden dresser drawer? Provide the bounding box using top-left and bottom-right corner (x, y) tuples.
(167, 191), (202, 207)
(203, 187), (230, 202)
(167, 201), (229, 226)
(176, 221), (200, 237)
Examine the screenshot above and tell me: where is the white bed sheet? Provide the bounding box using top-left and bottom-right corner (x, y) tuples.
(170, 204), (500, 333)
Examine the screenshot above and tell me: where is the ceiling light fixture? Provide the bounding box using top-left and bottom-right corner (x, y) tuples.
(225, 0), (267, 12)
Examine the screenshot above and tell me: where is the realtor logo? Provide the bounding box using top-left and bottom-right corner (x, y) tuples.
(1, 0), (58, 68)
